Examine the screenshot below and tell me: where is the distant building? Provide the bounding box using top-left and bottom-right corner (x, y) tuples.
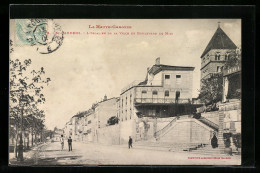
(64, 96), (119, 143)
(91, 96), (119, 142)
(200, 23), (237, 84)
(63, 121), (73, 138)
(53, 127), (64, 141)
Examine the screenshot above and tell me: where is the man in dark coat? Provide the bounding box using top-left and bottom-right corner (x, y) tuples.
(68, 136), (72, 151)
(128, 136), (133, 149)
(211, 133), (218, 148)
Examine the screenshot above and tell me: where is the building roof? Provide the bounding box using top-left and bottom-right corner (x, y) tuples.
(72, 111), (89, 118)
(148, 64), (195, 75)
(200, 26), (237, 58)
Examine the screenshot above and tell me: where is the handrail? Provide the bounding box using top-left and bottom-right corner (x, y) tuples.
(198, 117), (219, 131)
(154, 117), (177, 138)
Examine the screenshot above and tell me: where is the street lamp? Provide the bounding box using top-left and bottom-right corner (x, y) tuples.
(17, 92), (27, 162)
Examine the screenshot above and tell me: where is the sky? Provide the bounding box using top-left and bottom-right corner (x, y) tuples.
(10, 19), (241, 130)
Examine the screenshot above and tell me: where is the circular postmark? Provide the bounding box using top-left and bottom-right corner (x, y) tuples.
(15, 19), (64, 54)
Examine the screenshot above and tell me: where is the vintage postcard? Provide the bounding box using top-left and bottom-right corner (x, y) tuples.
(9, 19), (242, 165)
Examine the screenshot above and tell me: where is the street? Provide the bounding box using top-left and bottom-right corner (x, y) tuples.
(9, 141), (241, 165)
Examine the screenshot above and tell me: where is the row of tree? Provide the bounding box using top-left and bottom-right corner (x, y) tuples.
(9, 40), (51, 157)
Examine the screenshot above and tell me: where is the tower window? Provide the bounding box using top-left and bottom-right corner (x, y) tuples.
(176, 75), (181, 78)
(215, 53), (221, 60)
(225, 53), (230, 60)
(217, 66), (220, 72)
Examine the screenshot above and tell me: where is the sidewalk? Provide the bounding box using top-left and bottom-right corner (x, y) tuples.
(9, 142), (48, 166)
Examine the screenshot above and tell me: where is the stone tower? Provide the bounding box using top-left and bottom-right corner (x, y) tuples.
(200, 23), (237, 83)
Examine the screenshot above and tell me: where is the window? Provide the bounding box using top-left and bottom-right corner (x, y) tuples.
(225, 53), (230, 60)
(207, 54), (210, 60)
(217, 66), (220, 72)
(88, 120), (91, 124)
(176, 91), (180, 99)
(152, 91), (158, 95)
(165, 75), (170, 79)
(142, 90), (147, 94)
(215, 53), (220, 60)
(176, 75), (181, 84)
(165, 90), (169, 97)
(165, 75), (170, 85)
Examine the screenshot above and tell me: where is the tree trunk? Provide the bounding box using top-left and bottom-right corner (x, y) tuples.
(41, 131), (43, 142)
(14, 125), (18, 158)
(23, 134), (26, 150)
(31, 128), (34, 147)
(34, 132), (37, 145)
(14, 135), (17, 158)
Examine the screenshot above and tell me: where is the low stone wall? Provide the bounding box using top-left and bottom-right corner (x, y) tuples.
(97, 124), (120, 145)
(119, 120), (136, 144)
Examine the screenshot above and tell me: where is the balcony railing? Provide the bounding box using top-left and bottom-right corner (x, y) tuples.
(121, 80), (162, 93)
(134, 98), (190, 104)
(223, 65), (241, 76)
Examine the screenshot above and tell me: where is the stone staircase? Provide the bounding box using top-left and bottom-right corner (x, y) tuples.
(128, 140), (231, 156)
(197, 117), (219, 132)
(154, 115), (219, 141)
(136, 115), (223, 155)
(182, 143), (227, 156)
(134, 141), (204, 153)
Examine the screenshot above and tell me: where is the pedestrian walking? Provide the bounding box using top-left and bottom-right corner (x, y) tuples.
(68, 136), (72, 151)
(60, 135), (64, 150)
(128, 136), (133, 149)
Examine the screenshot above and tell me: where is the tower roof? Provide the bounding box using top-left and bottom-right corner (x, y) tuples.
(201, 26), (237, 58)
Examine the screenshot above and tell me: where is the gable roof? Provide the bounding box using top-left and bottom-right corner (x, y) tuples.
(201, 26), (237, 58)
(148, 64), (194, 75)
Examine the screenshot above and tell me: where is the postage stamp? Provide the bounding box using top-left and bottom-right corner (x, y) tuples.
(14, 19), (64, 54)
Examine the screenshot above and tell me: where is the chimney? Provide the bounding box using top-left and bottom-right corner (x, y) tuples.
(155, 57), (160, 65)
(103, 95), (107, 101)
